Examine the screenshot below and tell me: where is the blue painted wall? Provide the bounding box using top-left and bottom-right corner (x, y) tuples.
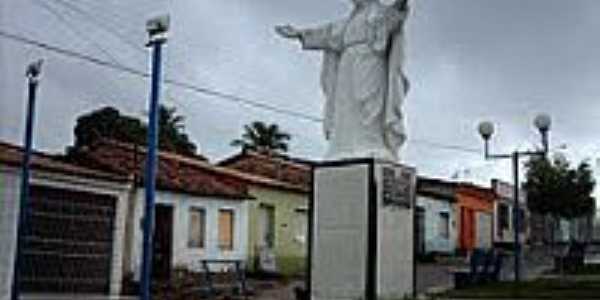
(417, 195), (457, 254)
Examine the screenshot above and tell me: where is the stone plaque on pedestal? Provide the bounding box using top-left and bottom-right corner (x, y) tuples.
(310, 159), (416, 300)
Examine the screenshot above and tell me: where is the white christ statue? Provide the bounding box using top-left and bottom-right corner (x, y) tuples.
(276, 0), (411, 162)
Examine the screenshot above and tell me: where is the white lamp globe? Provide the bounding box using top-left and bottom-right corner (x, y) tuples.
(478, 121), (495, 140)
(534, 113), (552, 132)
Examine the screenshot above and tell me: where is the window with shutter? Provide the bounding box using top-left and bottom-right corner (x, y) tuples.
(219, 209), (235, 250)
(295, 207), (308, 244)
(438, 212), (450, 239)
(188, 208), (206, 249)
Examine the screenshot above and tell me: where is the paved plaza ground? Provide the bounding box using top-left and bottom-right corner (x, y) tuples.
(17, 247), (566, 300)
(251, 246), (558, 299)
(250, 263), (455, 300)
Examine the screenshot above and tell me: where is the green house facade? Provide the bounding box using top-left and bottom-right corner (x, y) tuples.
(219, 150), (311, 276)
(247, 186), (308, 276)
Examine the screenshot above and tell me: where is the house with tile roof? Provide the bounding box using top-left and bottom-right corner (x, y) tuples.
(0, 141), (131, 298)
(219, 149), (311, 276)
(68, 140), (256, 281)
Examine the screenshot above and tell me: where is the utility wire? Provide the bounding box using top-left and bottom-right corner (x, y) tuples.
(30, 0), (125, 68)
(55, 0), (289, 88)
(51, 0), (210, 78)
(0, 29), (323, 121)
(410, 139), (481, 154)
(0, 29), (483, 155)
(0, 30), (147, 76)
(21, 0), (320, 116)
(51, 0), (145, 55)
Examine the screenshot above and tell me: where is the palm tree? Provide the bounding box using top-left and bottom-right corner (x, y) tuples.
(159, 105), (185, 133)
(158, 105), (197, 156)
(231, 121), (291, 153)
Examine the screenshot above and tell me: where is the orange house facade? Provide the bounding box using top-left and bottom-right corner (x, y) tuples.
(455, 184), (495, 252)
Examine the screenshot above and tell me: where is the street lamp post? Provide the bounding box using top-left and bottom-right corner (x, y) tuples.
(11, 60), (43, 300)
(477, 114), (551, 283)
(139, 15), (169, 300)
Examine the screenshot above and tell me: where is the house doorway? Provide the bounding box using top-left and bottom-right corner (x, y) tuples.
(416, 206), (426, 256)
(258, 204), (276, 272)
(460, 207), (476, 251)
(153, 204), (173, 280)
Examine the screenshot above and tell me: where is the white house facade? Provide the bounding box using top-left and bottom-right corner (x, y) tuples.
(127, 189), (250, 277)
(71, 140), (255, 280)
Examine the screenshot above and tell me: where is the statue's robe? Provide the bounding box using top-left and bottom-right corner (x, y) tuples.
(300, 2), (409, 161)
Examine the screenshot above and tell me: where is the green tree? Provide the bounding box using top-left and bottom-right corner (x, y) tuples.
(524, 155), (596, 245)
(231, 121), (291, 153)
(67, 105), (198, 156)
(157, 105), (197, 155)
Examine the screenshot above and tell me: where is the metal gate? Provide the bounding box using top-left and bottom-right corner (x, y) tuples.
(20, 185), (116, 294)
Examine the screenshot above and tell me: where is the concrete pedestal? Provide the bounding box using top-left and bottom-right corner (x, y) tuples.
(309, 159), (416, 300)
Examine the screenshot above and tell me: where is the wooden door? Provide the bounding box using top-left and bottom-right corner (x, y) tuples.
(467, 209), (476, 250)
(460, 207), (467, 250)
(153, 204), (173, 280)
(460, 207), (476, 251)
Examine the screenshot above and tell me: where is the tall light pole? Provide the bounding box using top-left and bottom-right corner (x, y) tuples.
(477, 113), (551, 283)
(11, 59), (43, 300)
(139, 15), (169, 300)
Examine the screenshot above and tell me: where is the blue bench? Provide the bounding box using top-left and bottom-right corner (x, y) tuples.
(454, 248), (504, 289)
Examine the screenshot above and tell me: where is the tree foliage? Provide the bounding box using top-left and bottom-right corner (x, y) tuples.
(67, 105), (197, 156)
(156, 105), (197, 155)
(524, 155), (596, 220)
(231, 121), (291, 153)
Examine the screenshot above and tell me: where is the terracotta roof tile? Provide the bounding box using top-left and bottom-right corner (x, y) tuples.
(0, 141), (128, 182)
(218, 150), (312, 193)
(456, 182), (496, 201)
(69, 140), (254, 199)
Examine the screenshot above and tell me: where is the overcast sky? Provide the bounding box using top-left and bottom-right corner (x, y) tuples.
(2, 0), (600, 187)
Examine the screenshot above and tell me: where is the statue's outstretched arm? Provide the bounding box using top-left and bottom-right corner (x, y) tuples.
(275, 25), (302, 39)
(276, 22), (342, 52)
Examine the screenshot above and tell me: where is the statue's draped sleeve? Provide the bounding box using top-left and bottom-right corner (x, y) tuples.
(368, 6), (409, 152)
(298, 22), (345, 140)
(299, 22), (344, 52)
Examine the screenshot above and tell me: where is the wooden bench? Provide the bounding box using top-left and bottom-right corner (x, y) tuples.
(453, 248), (504, 289)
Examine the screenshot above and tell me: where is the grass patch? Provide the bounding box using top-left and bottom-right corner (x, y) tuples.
(565, 264), (600, 275)
(441, 279), (600, 299)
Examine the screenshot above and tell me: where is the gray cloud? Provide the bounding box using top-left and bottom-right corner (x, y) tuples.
(2, 0), (600, 186)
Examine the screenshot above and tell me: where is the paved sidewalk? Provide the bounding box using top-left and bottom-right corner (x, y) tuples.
(499, 245), (554, 281)
(417, 263), (454, 294)
(252, 280), (300, 300)
(252, 263), (456, 299)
